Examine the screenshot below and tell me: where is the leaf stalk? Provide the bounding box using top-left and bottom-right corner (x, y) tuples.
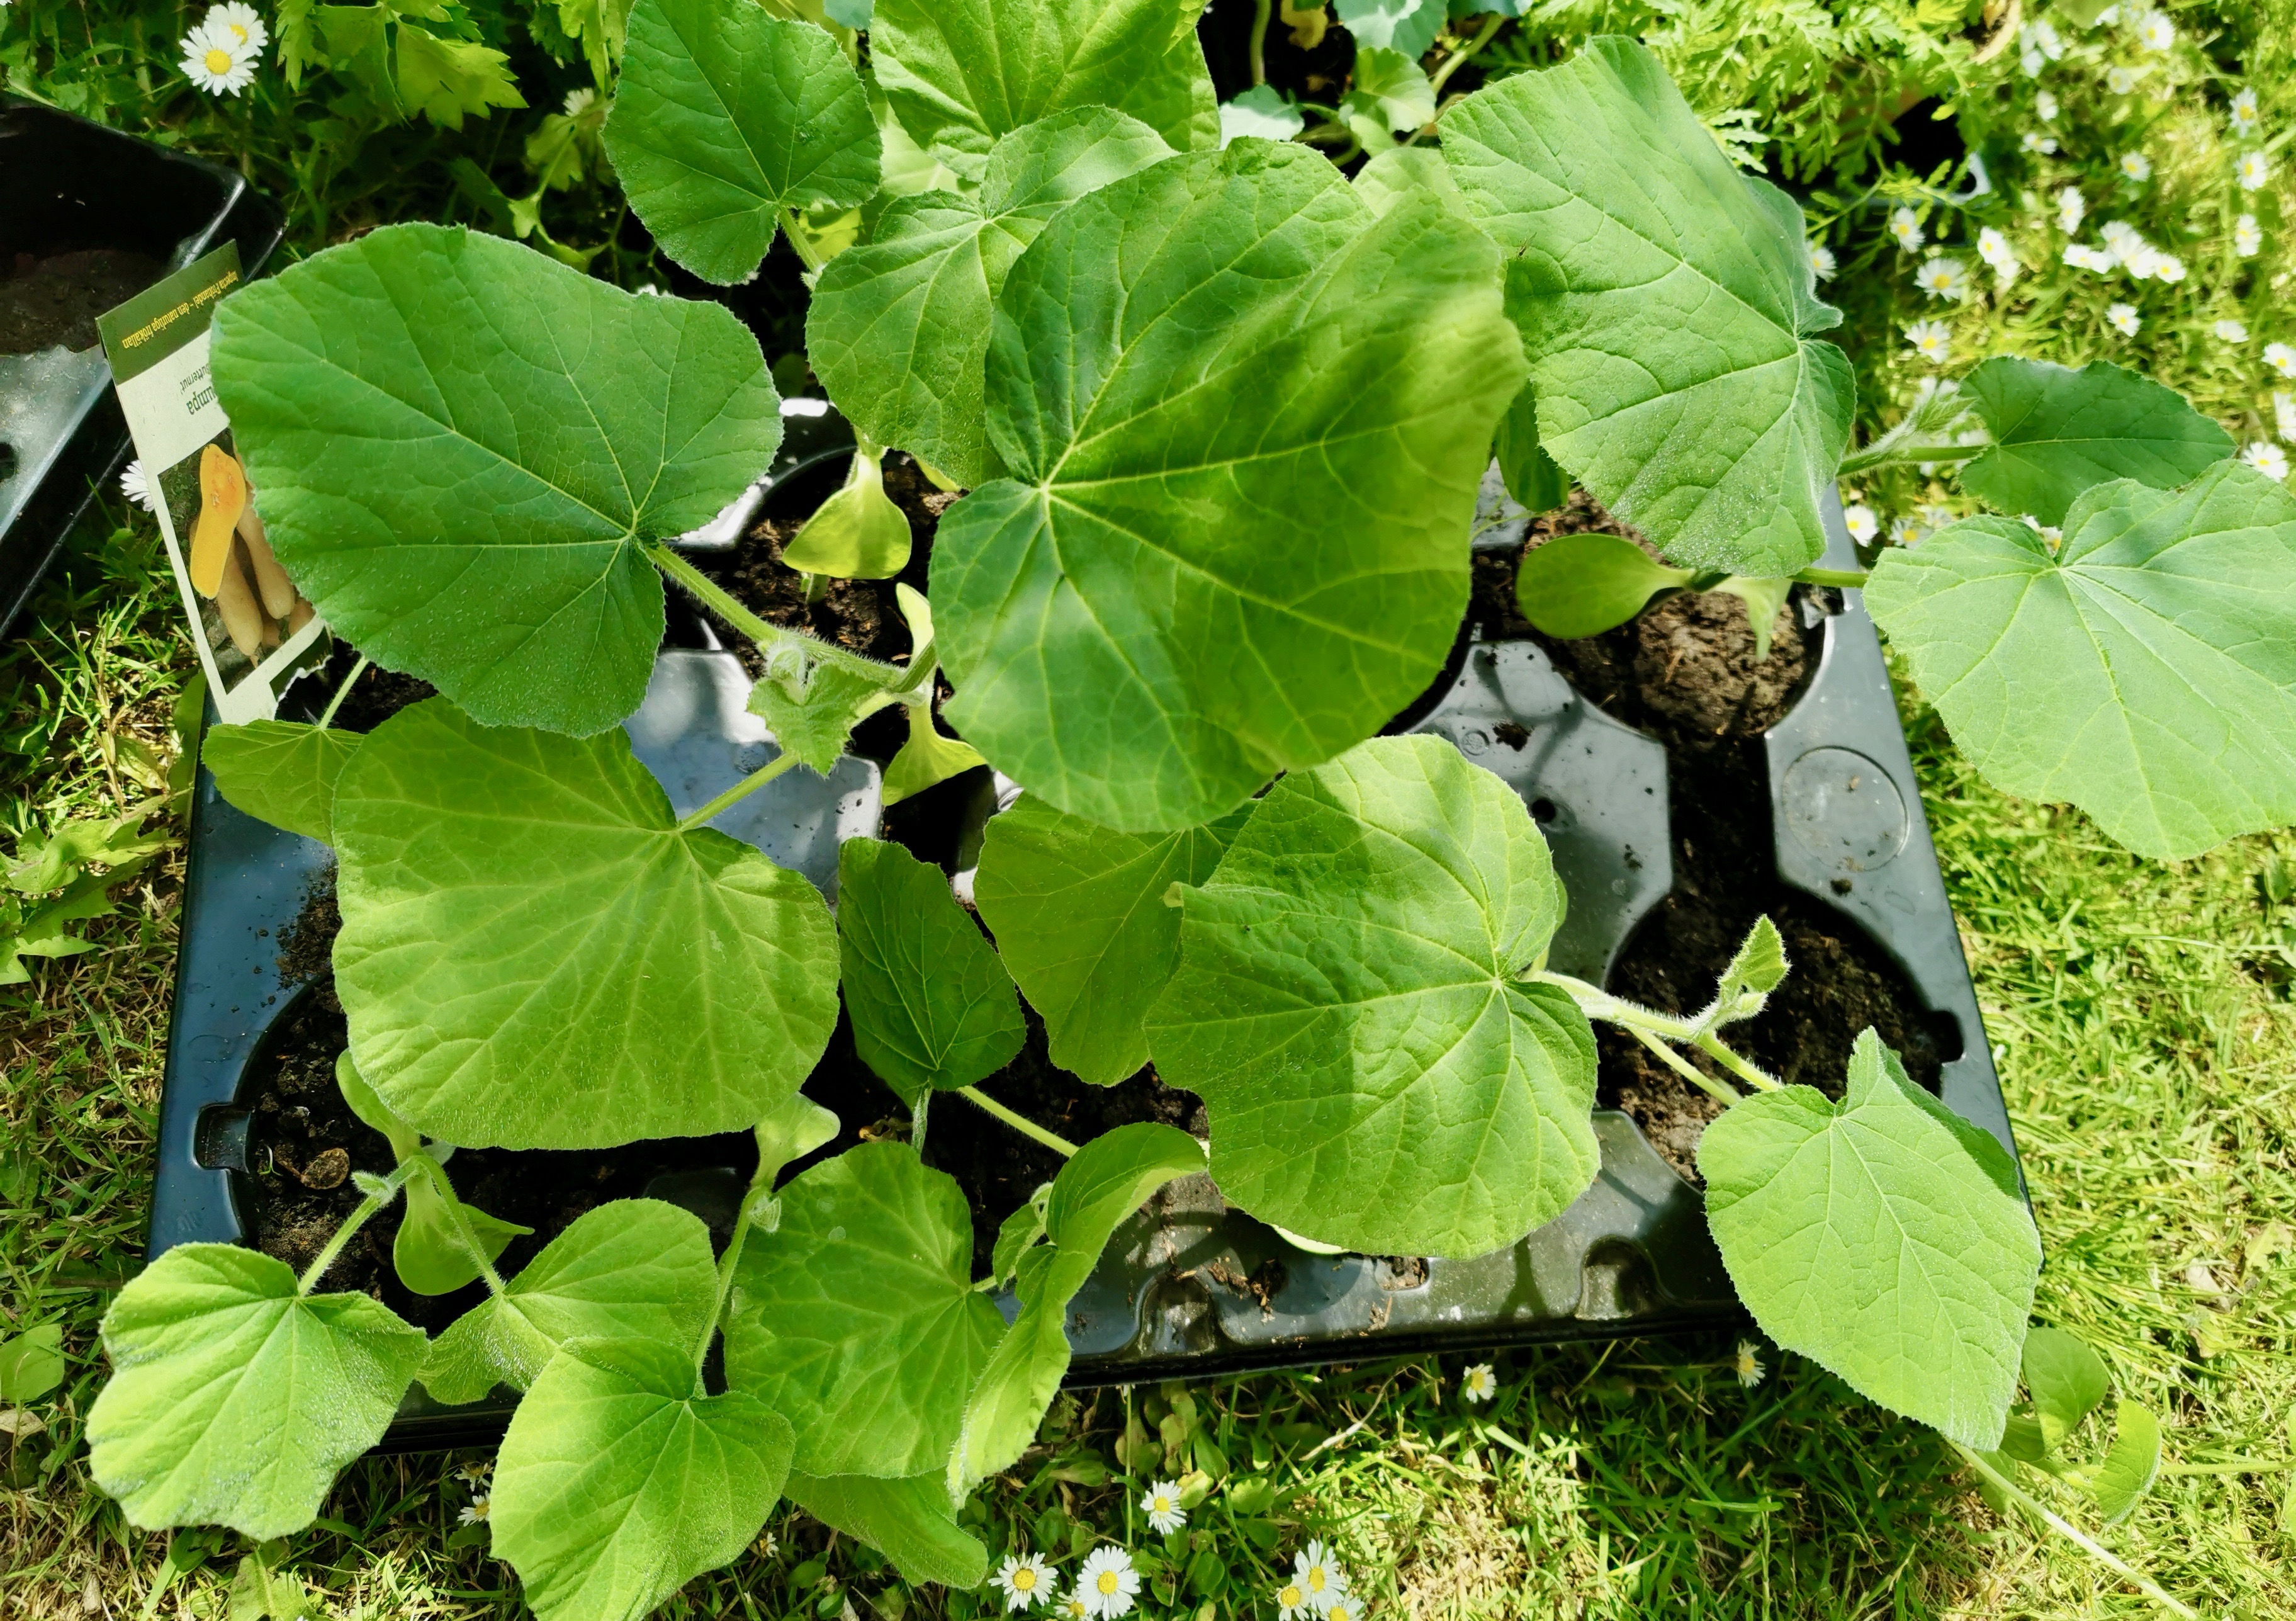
(316, 655), (370, 730)
(415, 1153), (508, 1297)
(673, 748), (801, 833)
(954, 1085), (1081, 1158)
(1951, 1443), (2197, 1618)
(296, 1158), (420, 1296)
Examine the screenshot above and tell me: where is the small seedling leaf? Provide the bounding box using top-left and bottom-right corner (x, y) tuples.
(419, 1199), (718, 1406)
(1340, 47), (1435, 148)
(2086, 1399), (2163, 1525)
(228, 1549), (321, 1621)
(88, 1245), (425, 1538)
(1515, 533), (1695, 639)
(837, 839), (1025, 1102)
(1712, 914), (1789, 1021)
(392, 1163), (532, 1297)
(604, 0), (880, 285)
(724, 1142), (1004, 1478)
(747, 658), (898, 776)
(1866, 460), (2296, 860)
(786, 1471), (989, 1590)
(1712, 575), (1794, 660)
(1698, 1030), (2042, 1450)
(0, 1323), (64, 1404)
(780, 446), (914, 580)
(1958, 358), (2235, 526)
(1220, 85), (1305, 147)
(881, 706), (988, 807)
(1149, 735), (1600, 1257)
(2022, 1324), (2111, 1453)
(202, 722), (361, 845)
(492, 1335), (793, 1621)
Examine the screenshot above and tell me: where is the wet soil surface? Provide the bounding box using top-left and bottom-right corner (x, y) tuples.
(0, 248), (165, 354)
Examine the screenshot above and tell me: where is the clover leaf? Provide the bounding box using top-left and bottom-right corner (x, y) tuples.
(201, 721), (361, 844)
(1957, 358), (2234, 527)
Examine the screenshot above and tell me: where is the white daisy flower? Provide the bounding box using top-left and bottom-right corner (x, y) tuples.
(1733, 1340), (1766, 1387)
(2138, 9), (2175, 50)
(1887, 206), (1925, 252)
(457, 1492), (490, 1525)
(2107, 302), (2141, 337)
(2151, 253), (2186, 283)
(1915, 256), (1969, 301)
(1324, 1603), (1363, 1621)
(2275, 390), (2296, 441)
(563, 85), (597, 118)
(2231, 88), (2259, 137)
(118, 459), (155, 511)
(1920, 503), (1956, 531)
(994, 1552), (1057, 1612)
(2020, 48), (2045, 78)
(1843, 504), (1879, 543)
(453, 1459), (492, 1486)
(2242, 440), (2291, 480)
(2236, 214), (2263, 256)
(1460, 1364), (1499, 1404)
(1076, 1547), (1139, 1619)
(1889, 514), (1928, 546)
(1905, 319), (1952, 365)
(2057, 186), (2086, 234)
(2108, 66), (2139, 94)
(2239, 152), (2272, 192)
(2031, 20), (2064, 59)
(181, 24), (257, 96)
(1295, 1542), (1348, 1612)
(1140, 1481), (1186, 1535)
(1807, 241), (1837, 281)
(1977, 227), (2017, 271)
(2037, 90), (2060, 122)
(2062, 242), (2113, 273)
(2120, 151), (2152, 182)
(1055, 1598), (1090, 1620)
(1275, 1579), (1314, 1621)
(203, 2), (267, 55)
(2023, 132), (2059, 155)
(2267, 342), (2296, 379)
(2216, 319), (2250, 344)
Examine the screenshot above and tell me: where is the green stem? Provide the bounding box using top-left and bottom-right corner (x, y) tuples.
(1629, 1027), (1743, 1106)
(696, 1179), (774, 1384)
(1794, 567), (1870, 589)
(317, 655), (370, 730)
(778, 206), (827, 273)
(415, 1153), (507, 1297)
(803, 570), (831, 606)
(2156, 1458), (2293, 1475)
(1428, 12), (1504, 97)
(1694, 1033), (1782, 1092)
(1536, 969), (1781, 1092)
(297, 1159), (420, 1295)
(1249, 0), (1272, 85)
(1951, 1444), (2198, 1619)
(1835, 441), (1984, 476)
(642, 539), (910, 687)
(954, 1086), (1080, 1158)
(673, 750), (801, 833)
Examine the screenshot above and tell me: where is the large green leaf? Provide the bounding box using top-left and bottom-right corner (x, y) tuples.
(933, 142), (1524, 830)
(950, 1123), (1205, 1494)
(604, 0), (880, 285)
(1697, 1030), (2042, 1450)
(332, 699), (840, 1149)
(1957, 358), (2235, 526)
(492, 1336), (793, 1621)
(806, 108), (1175, 489)
(420, 1200), (719, 1405)
(786, 1471), (989, 1589)
(211, 223), (781, 737)
(724, 1143), (1004, 1477)
(973, 796), (1249, 1085)
(1441, 37), (1852, 577)
(869, 0), (1215, 178)
(1865, 460), (2296, 860)
(202, 722), (361, 844)
(1146, 734), (1599, 1257)
(836, 840), (1025, 1102)
(88, 1245), (425, 1539)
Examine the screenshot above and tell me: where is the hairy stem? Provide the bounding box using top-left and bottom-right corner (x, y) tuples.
(1835, 441), (1984, 476)
(1694, 1033), (1782, 1092)
(1249, 0), (1271, 85)
(643, 539), (910, 687)
(317, 655), (370, 730)
(1952, 1444), (2197, 1618)
(696, 1178), (773, 1385)
(954, 1086), (1080, 1158)
(416, 1152), (507, 1297)
(1794, 567), (1870, 589)
(673, 749), (801, 833)
(1629, 1027), (1743, 1106)
(1536, 969), (1779, 1092)
(297, 1158), (420, 1295)
(1428, 12), (1505, 97)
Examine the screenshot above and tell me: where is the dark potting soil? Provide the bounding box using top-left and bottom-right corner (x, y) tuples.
(0, 248), (165, 354)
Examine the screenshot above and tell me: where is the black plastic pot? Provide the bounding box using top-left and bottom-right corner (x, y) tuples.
(149, 455), (2020, 1447)
(0, 98), (283, 638)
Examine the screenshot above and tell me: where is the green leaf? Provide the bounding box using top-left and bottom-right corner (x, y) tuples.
(1697, 1029), (2042, 1450)
(780, 446), (914, 579)
(493, 1336), (794, 1621)
(2086, 1399), (2162, 1525)
(419, 1200), (719, 1406)
(807, 108), (1175, 489)
(2022, 1324), (2110, 1454)
(785, 1471), (988, 1589)
(724, 1143), (1004, 1477)
(836, 840), (1025, 1102)
(88, 1245), (425, 1538)
(1443, 37), (1853, 577)
(1957, 358), (2235, 527)
(1712, 575), (1794, 660)
(1514, 533), (1694, 639)
(973, 796), (1248, 1085)
(0, 1322), (64, 1403)
(393, 1163), (532, 1297)
(746, 658), (899, 776)
(228, 1548), (321, 1621)
(1334, 0), (1445, 57)
(1340, 46), (1434, 149)
(335, 1050), (419, 1161)
(1711, 914), (1787, 1023)
(1146, 734), (1599, 1257)
(395, 26), (526, 130)
(604, 0), (880, 285)
(934, 141), (1524, 830)
(881, 705), (988, 807)
(1494, 380), (1569, 516)
(950, 1123), (1205, 1494)
(1, 865), (149, 985)
(1864, 460), (2296, 861)
(332, 699), (840, 1149)
(870, 0), (1215, 179)
(1351, 144), (1464, 218)
(202, 723), (361, 844)
(989, 1183), (1052, 1288)
(211, 223), (782, 737)
(1218, 85), (1303, 146)
(752, 1092), (843, 1193)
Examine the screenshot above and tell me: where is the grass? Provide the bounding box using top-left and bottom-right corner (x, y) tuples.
(3, 493), (2292, 1620)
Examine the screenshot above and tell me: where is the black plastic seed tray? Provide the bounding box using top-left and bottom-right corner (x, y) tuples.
(0, 98), (283, 638)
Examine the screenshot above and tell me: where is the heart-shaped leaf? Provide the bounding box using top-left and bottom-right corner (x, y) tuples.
(1697, 1029), (2042, 1450)
(1514, 532), (1696, 639)
(779, 446), (914, 580)
(332, 699), (840, 1149)
(786, 1471), (989, 1589)
(604, 0), (880, 285)
(201, 721), (361, 844)
(933, 141), (1524, 830)
(391, 1165), (532, 1297)
(1957, 358), (2234, 526)
(1866, 460), (2296, 860)
(2021, 1324), (2110, 1454)
(2087, 1399), (2162, 1525)
(89, 1245), (425, 1538)
(211, 224), (782, 737)
(1147, 734), (1599, 1257)
(1334, 0), (1446, 57)
(1442, 37), (1853, 577)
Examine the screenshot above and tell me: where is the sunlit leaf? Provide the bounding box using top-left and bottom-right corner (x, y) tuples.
(1957, 358), (2234, 527)
(202, 722), (361, 844)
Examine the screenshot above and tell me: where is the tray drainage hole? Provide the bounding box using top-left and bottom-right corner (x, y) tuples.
(1927, 1008), (1967, 1066)
(1575, 1239), (1657, 1321)
(1530, 797), (1560, 825)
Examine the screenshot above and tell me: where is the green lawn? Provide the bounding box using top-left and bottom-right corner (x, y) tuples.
(3, 495), (2290, 1620)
